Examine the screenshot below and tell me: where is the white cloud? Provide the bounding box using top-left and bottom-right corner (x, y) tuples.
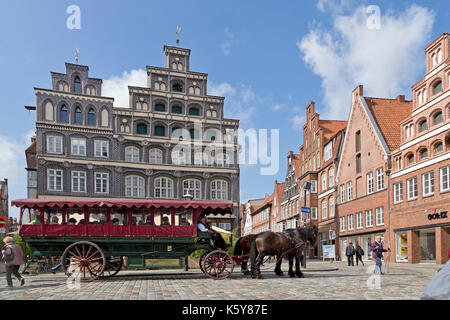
(102, 69), (147, 108)
(291, 115), (306, 130)
(297, 4), (435, 120)
(221, 27), (235, 56)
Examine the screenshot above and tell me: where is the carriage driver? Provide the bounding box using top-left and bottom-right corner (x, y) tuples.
(197, 212), (228, 250)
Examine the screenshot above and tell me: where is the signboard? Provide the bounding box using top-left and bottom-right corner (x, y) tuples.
(0, 218), (5, 227)
(301, 207), (310, 213)
(322, 245), (335, 260)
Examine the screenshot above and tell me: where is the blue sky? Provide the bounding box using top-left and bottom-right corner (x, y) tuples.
(0, 0), (448, 218)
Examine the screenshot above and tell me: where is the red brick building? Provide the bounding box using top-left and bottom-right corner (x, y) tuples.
(336, 85), (411, 261)
(251, 194), (273, 234)
(390, 33), (450, 264)
(272, 181), (285, 232)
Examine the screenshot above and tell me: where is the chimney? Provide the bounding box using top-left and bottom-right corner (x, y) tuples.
(396, 95), (405, 102)
(352, 85), (363, 103)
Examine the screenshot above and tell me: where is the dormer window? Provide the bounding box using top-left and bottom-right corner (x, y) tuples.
(432, 80), (442, 95)
(74, 76), (82, 94)
(172, 83), (183, 92)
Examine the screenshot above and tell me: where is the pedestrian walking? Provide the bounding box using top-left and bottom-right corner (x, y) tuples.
(345, 242), (355, 266)
(370, 236), (389, 274)
(355, 243), (364, 266)
(1, 236), (25, 288)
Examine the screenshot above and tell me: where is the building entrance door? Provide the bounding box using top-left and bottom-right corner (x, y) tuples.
(419, 229), (436, 262)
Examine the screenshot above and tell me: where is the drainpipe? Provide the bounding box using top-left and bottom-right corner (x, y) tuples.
(386, 161), (392, 261)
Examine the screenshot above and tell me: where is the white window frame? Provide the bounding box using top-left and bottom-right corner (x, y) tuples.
(407, 177), (418, 200)
(310, 207), (317, 220)
(321, 200), (327, 219)
(340, 217), (345, 232)
(376, 167), (384, 191)
(211, 180), (228, 200)
(367, 172), (374, 194)
(340, 184), (345, 203)
(183, 179), (202, 199)
(125, 175), (145, 198)
(329, 197), (335, 217)
(324, 142), (332, 162)
(94, 140), (109, 158)
(366, 210), (373, 227)
(125, 146), (140, 162)
(71, 170), (86, 193)
(71, 137), (86, 156)
(47, 169), (63, 191)
(94, 172), (109, 194)
(348, 214), (354, 230)
(322, 173), (327, 192)
(347, 181), (352, 200)
(149, 148), (163, 164)
(393, 182), (403, 204)
(356, 212), (363, 229)
(376, 207), (384, 226)
(47, 135), (63, 154)
(329, 168), (334, 187)
(311, 180), (317, 193)
(154, 177), (174, 198)
(422, 171), (434, 197)
(440, 165), (450, 192)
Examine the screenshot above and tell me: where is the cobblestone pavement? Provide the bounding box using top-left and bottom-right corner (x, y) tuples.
(0, 261), (441, 300)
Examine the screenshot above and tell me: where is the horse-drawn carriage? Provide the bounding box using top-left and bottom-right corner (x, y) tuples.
(11, 198), (247, 281)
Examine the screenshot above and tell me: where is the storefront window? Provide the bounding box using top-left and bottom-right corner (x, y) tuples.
(396, 232), (408, 262)
(419, 229), (436, 261)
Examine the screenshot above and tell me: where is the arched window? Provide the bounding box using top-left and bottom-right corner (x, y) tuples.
(406, 153), (414, 165)
(125, 146), (140, 162)
(172, 83), (183, 92)
(60, 105), (68, 123)
(74, 76), (82, 94)
(136, 123), (148, 135)
(432, 111), (443, 125)
(154, 177), (173, 198)
(183, 179), (201, 199)
(322, 200), (327, 219)
(171, 105), (182, 114)
(155, 103), (165, 112)
(434, 142), (443, 155)
(154, 125), (165, 137)
(419, 148), (428, 160)
(418, 119), (427, 133)
(432, 53), (437, 67)
(88, 108), (96, 126)
(211, 180), (228, 200)
(171, 149), (187, 165)
(149, 148), (163, 164)
(433, 80), (442, 95)
(188, 107), (200, 116)
(125, 175), (145, 198)
(74, 107), (82, 124)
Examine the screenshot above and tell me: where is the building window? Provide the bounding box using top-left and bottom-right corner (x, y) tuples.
(95, 172), (109, 194)
(367, 172), (374, 194)
(329, 197), (335, 217)
(60, 105), (68, 123)
(356, 212), (363, 229)
(311, 180), (317, 193)
(74, 107), (82, 125)
(71, 171), (86, 193)
(211, 180), (228, 200)
(329, 168), (334, 187)
(347, 181), (352, 200)
(183, 179), (201, 199)
(419, 148), (428, 160)
(311, 207), (317, 220)
(172, 105), (182, 114)
(47, 169), (63, 191)
(171, 149), (187, 165)
(366, 210), (373, 227)
(376, 167), (384, 191)
(137, 123), (148, 135)
(324, 142), (332, 161)
(155, 103), (166, 112)
(125, 146), (140, 162)
(356, 154), (361, 173)
(219, 223), (231, 231)
(28, 170), (37, 188)
(356, 131), (361, 152)
(348, 214), (354, 230)
(322, 200), (327, 219)
(47, 135), (63, 154)
(394, 182), (403, 204)
(432, 80), (442, 95)
(154, 177), (173, 198)
(432, 111), (443, 125)
(375, 207), (384, 226)
(172, 83), (183, 92)
(434, 142), (443, 155)
(419, 119), (427, 132)
(94, 140), (109, 158)
(149, 148), (163, 164)
(71, 137), (86, 156)
(74, 76), (82, 94)
(440, 165), (450, 192)
(340, 216), (346, 232)
(88, 108), (96, 126)
(154, 125), (165, 137)
(322, 173), (327, 192)
(125, 175), (145, 198)
(317, 153), (320, 169)
(407, 177), (418, 200)
(422, 171), (434, 197)
(340, 184), (345, 203)
(188, 107), (200, 116)
(407, 154), (414, 165)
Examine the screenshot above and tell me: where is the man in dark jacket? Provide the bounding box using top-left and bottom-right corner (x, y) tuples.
(355, 243), (364, 266)
(370, 236), (389, 274)
(345, 242), (355, 266)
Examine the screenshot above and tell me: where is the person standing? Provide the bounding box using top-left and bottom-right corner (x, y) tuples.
(1, 236), (25, 288)
(355, 243), (364, 266)
(345, 242), (355, 266)
(370, 236), (389, 274)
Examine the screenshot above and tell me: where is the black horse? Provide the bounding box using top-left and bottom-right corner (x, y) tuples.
(249, 225), (318, 279)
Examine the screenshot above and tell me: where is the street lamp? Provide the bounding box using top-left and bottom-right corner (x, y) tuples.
(183, 191), (194, 201)
(302, 181), (311, 268)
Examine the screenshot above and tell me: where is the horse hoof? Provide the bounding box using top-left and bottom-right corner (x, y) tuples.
(243, 271), (251, 276)
(296, 273), (304, 278)
(275, 271), (284, 276)
(288, 273), (295, 278)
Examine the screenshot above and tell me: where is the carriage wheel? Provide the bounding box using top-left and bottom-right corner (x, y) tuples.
(203, 250), (234, 280)
(61, 241), (106, 282)
(199, 252), (210, 274)
(100, 256), (123, 278)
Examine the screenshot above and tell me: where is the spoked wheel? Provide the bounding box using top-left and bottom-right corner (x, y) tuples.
(100, 256), (123, 278)
(203, 250), (234, 280)
(199, 252), (210, 274)
(61, 241), (106, 282)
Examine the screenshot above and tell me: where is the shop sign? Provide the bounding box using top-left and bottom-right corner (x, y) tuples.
(427, 211), (448, 221)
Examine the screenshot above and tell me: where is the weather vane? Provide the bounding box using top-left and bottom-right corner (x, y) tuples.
(176, 26), (181, 46)
(75, 48), (80, 63)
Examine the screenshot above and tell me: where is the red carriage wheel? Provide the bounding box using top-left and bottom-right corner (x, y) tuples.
(100, 256), (123, 278)
(61, 241), (106, 282)
(199, 252), (210, 274)
(203, 250), (234, 280)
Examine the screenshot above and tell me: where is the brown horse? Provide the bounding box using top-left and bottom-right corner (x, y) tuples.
(249, 225), (318, 279)
(233, 234), (257, 275)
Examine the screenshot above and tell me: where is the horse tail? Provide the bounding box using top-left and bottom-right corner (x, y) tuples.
(233, 237), (243, 256)
(249, 236), (258, 272)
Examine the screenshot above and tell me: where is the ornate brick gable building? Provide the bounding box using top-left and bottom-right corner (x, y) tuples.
(390, 33), (450, 264)
(251, 194), (273, 234)
(336, 85), (412, 260)
(28, 45), (240, 229)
